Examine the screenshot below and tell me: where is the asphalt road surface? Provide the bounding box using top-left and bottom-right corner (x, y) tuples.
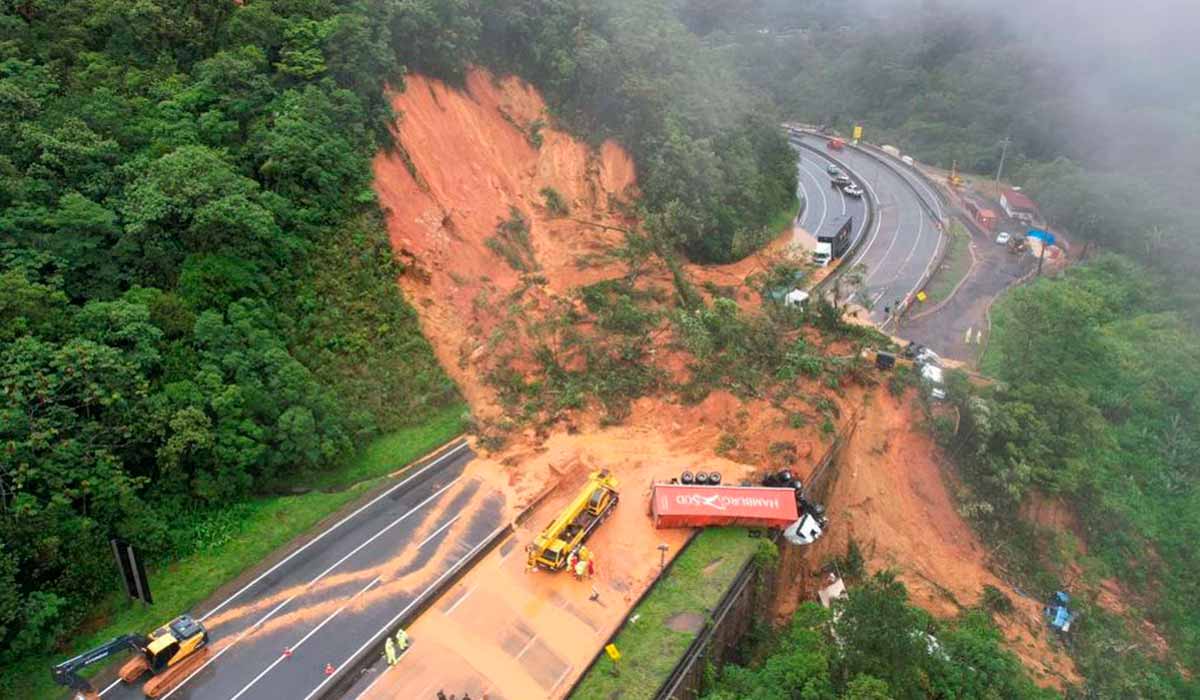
(791, 133), (944, 323)
(98, 441), (504, 700)
(791, 141), (868, 254)
(902, 212), (1035, 363)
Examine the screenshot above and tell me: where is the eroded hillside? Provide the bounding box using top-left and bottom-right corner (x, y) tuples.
(371, 67), (1076, 692)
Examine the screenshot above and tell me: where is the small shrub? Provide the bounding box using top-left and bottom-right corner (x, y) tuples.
(716, 433), (739, 455)
(486, 207), (538, 272)
(982, 584), (1014, 616)
(540, 186), (570, 217)
(528, 118), (546, 148)
(821, 417), (835, 435)
(789, 412), (808, 429)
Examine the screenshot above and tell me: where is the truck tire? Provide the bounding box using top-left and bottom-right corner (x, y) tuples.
(681, 470), (694, 484)
(708, 471), (722, 485)
(694, 472), (709, 485)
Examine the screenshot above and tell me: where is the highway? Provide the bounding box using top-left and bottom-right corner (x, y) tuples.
(98, 442), (504, 700)
(791, 141), (869, 257)
(790, 132), (944, 323)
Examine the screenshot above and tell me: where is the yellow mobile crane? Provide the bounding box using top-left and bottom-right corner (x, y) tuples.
(527, 470), (619, 571)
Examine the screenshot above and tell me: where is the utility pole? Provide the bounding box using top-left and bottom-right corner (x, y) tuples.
(994, 135), (1011, 197)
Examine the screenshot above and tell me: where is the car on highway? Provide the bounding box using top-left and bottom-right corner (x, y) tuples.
(996, 231), (1011, 245)
(826, 164), (841, 175)
(843, 184), (864, 198)
(831, 173), (852, 189)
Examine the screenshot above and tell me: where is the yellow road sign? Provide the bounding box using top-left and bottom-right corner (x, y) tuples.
(605, 643), (621, 662)
(916, 291), (927, 302)
(852, 125), (863, 141)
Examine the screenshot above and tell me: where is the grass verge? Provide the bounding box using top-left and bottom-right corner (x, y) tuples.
(7, 405), (466, 700)
(922, 219), (972, 304)
(570, 528), (759, 700)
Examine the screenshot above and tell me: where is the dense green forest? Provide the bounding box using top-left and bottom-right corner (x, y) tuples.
(947, 257), (1200, 697)
(0, 0), (797, 685)
(704, 572), (1054, 700)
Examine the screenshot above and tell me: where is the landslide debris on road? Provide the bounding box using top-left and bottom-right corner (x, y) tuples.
(370, 66), (1079, 692)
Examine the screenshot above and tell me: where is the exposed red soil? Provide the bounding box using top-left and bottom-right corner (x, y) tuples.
(373, 68), (639, 418)
(808, 388), (1082, 689)
(368, 67), (1142, 693)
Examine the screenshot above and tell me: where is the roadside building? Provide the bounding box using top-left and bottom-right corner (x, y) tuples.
(999, 188), (1040, 224)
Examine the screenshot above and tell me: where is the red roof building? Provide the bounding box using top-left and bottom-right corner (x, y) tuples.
(1000, 188), (1040, 223)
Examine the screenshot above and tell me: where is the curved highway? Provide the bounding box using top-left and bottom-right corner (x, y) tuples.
(789, 132), (944, 324)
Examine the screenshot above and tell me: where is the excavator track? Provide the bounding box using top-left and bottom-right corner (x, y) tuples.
(141, 647), (210, 699)
(119, 655), (150, 683)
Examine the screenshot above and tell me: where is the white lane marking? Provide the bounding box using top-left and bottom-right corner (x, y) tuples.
(306, 482), (460, 590)
(798, 146), (871, 252)
(844, 161), (883, 267)
(976, 328), (984, 344)
(443, 584), (477, 616)
(228, 576), (383, 700)
(416, 515), (460, 549)
(864, 194), (905, 285)
(340, 531), (506, 700)
(797, 158), (829, 234)
(898, 211), (946, 315)
(965, 326), (973, 344)
(156, 478), (463, 699)
(549, 663), (574, 694)
(905, 166), (944, 221)
(894, 208), (927, 284)
(515, 633), (539, 660)
(160, 592), (300, 700)
(99, 679), (122, 696)
(199, 442), (469, 622)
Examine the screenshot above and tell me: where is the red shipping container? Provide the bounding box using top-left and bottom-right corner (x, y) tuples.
(651, 484), (799, 529)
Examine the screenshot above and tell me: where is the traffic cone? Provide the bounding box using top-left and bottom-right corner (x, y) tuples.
(324, 663), (335, 676)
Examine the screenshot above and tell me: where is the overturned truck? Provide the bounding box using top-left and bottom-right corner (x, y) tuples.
(650, 471), (826, 545)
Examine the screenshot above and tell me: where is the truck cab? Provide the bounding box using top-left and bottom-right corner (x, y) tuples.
(813, 242), (832, 267)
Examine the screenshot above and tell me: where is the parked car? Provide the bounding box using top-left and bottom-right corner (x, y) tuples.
(826, 164), (841, 176)
(843, 184), (864, 198)
(995, 231), (1011, 245)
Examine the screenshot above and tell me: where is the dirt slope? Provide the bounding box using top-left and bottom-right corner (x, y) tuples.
(373, 69), (637, 417)
(812, 389), (1081, 689)
(370, 67), (1077, 693)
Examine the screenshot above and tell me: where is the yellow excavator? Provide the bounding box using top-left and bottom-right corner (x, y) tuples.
(527, 470), (619, 571)
(52, 615), (210, 699)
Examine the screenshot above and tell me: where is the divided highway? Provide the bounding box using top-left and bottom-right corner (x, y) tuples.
(789, 131), (944, 323)
(99, 442), (504, 700)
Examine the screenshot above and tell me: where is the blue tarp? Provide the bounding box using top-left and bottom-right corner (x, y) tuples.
(1027, 229), (1056, 246)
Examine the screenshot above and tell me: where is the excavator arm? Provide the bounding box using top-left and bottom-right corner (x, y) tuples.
(52, 634), (147, 694)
